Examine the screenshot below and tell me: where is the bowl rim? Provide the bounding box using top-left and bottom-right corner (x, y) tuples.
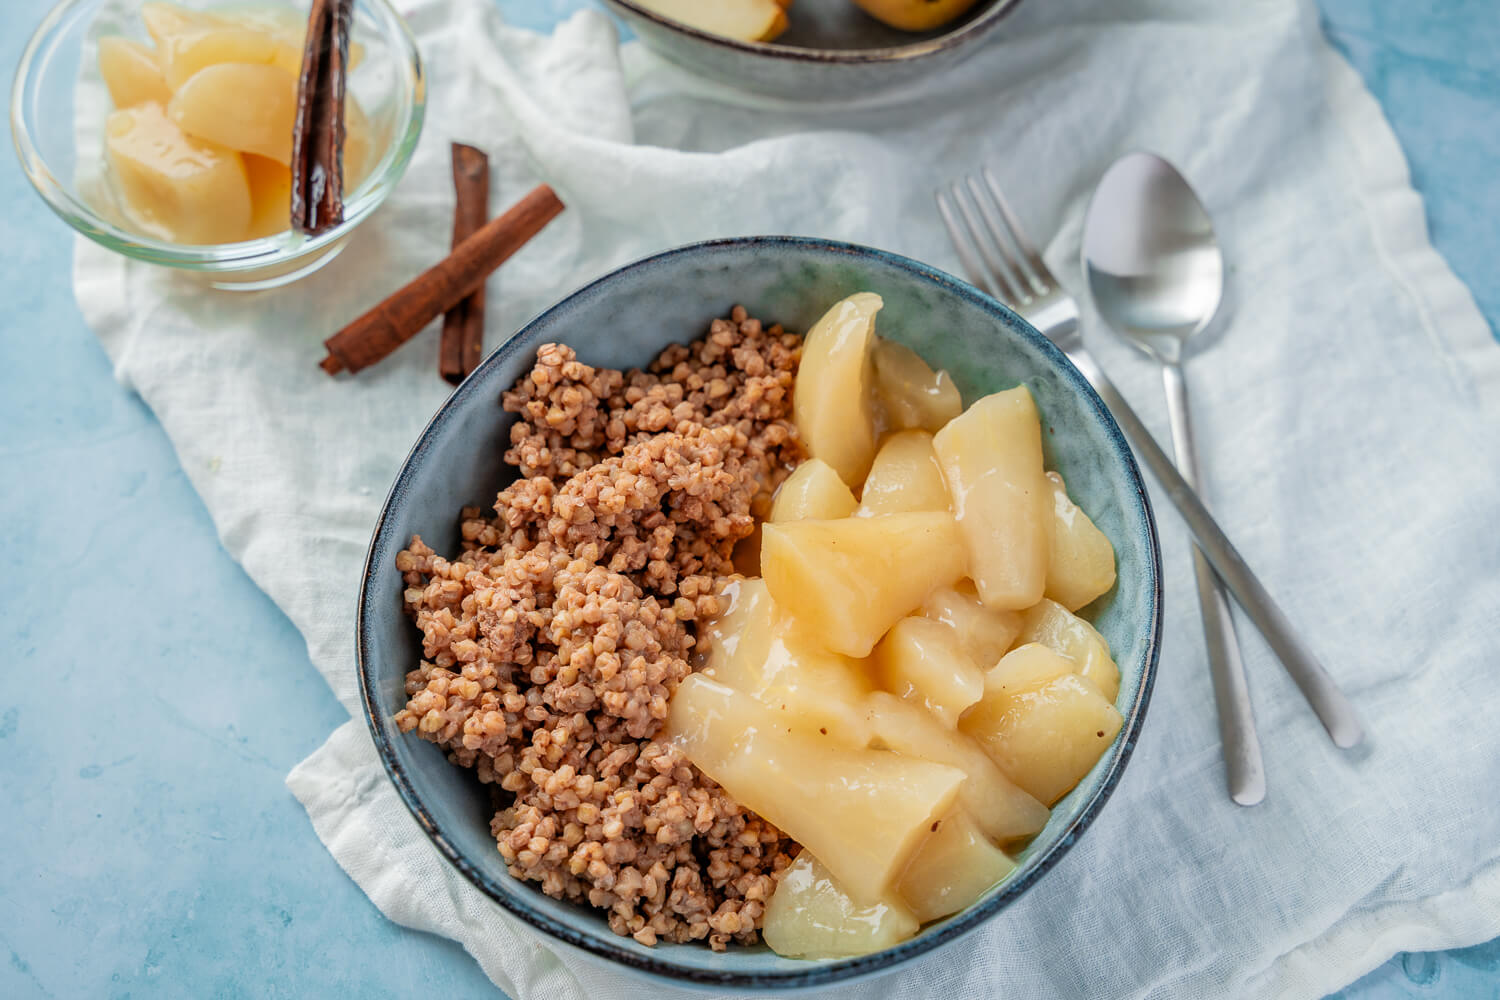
(355, 235), (1163, 989)
(8, 0), (426, 271)
(602, 0), (1024, 65)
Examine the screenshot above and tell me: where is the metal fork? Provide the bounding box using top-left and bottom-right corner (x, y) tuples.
(937, 168), (1365, 752)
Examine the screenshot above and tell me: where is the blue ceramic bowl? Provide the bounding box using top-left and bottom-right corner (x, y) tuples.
(601, 0), (1024, 102)
(357, 237), (1161, 990)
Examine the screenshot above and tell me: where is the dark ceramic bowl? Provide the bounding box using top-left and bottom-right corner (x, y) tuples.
(357, 237), (1161, 990)
(601, 0), (1023, 101)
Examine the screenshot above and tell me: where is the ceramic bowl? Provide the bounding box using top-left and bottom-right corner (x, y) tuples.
(11, 0), (425, 290)
(602, 0), (1023, 101)
(357, 237), (1162, 989)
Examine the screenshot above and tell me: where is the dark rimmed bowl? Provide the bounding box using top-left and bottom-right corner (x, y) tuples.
(357, 237), (1162, 990)
(601, 0), (1024, 101)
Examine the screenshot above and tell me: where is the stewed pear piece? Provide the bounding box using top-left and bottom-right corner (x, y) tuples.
(931, 386), (1050, 611)
(143, 1), (282, 90)
(1019, 598), (1121, 703)
(876, 338), (966, 431)
(771, 457), (858, 522)
(632, 0), (790, 42)
(242, 154), (293, 240)
(698, 578), (873, 744)
(97, 38), (171, 109)
(873, 616), (984, 726)
(165, 56), (373, 179)
(872, 338), (963, 434)
(961, 644), (1123, 805)
(168, 62), (297, 164)
(897, 810), (1017, 923)
(669, 674), (965, 904)
(105, 102), (251, 245)
(762, 511), (966, 657)
(1043, 471), (1117, 611)
(762, 853), (918, 959)
(140, 2), (353, 90)
(793, 292), (882, 487)
(342, 97), (376, 190)
(858, 430), (950, 516)
(920, 583), (1022, 670)
(851, 0), (984, 32)
(216, 4), (352, 76)
(864, 692), (1047, 842)
(695, 578), (774, 687)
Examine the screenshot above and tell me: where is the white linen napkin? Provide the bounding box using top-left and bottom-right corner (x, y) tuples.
(74, 0), (1500, 996)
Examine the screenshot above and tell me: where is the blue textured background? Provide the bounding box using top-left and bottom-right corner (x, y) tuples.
(0, 1), (1495, 997)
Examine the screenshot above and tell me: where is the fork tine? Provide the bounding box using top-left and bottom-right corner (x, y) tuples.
(951, 179), (1029, 304)
(936, 188), (998, 299)
(966, 175), (1046, 301)
(980, 167), (1054, 294)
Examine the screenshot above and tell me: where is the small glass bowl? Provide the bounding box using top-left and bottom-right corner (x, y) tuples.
(11, 0), (425, 290)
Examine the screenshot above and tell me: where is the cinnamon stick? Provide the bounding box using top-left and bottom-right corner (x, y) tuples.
(438, 144), (491, 385)
(320, 184), (565, 376)
(291, 0), (353, 235)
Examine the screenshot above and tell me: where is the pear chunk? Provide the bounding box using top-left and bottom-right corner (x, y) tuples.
(212, 4), (357, 77)
(242, 154), (293, 240)
(763, 852), (918, 959)
(772, 458), (858, 522)
(1043, 472), (1117, 611)
(227, 5), (308, 75)
(872, 338), (963, 434)
(852, 0), (985, 32)
(97, 38), (171, 109)
(140, 1), (209, 46)
(169, 62), (297, 164)
(698, 578), (872, 744)
(873, 616), (983, 726)
(143, 2), (282, 91)
(105, 102), (251, 245)
(632, 0), (789, 42)
(961, 644), (1123, 805)
(669, 675), (965, 904)
(973, 642), (1072, 693)
(864, 692), (1047, 842)
(762, 511), (966, 657)
(1019, 598), (1120, 703)
(898, 810), (1017, 923)
(343, 94), (376, 190)
(920, 583), (1022, 670)
(932, 386), (1050, 611)
(793, 292), (882, 488)
(858, 430), (949, 516)
(754, 632), (873, 746)
(697, 577), (774, 688)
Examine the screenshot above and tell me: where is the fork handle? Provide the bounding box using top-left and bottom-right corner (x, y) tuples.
(1067, 347), (1366, 749)
(1163, 362), (1267, 805)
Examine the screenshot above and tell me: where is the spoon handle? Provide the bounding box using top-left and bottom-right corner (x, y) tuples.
(1162, 363), (1267, 804)
(1066, 347), (1366, 749)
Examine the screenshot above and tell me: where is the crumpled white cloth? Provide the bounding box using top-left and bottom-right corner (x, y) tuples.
(74, 0), (1500, 996)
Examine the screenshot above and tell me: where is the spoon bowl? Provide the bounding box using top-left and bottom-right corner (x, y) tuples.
(1083, 153), (1224, 364)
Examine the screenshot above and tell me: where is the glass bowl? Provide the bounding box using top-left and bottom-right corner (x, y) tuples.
(10, 0), (425, 290)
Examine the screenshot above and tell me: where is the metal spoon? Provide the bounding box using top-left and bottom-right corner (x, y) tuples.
(1082, 154), (1342, 800)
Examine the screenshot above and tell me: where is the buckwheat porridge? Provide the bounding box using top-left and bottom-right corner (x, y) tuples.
(394, 308), (805, 948)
